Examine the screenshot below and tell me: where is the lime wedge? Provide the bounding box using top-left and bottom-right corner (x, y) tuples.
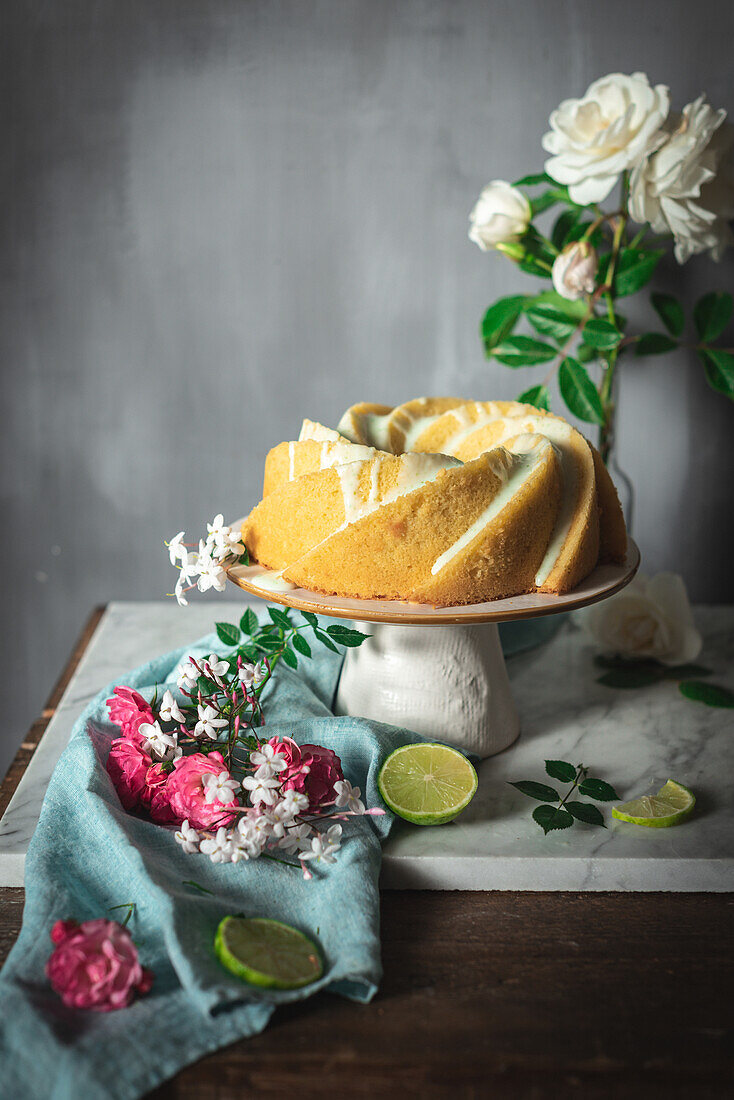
(611, 779), (696, 828)
(378, 742), (478, 826)
(214, 916), (323, 989)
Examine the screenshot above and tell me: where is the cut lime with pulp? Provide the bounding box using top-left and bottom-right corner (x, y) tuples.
(214, 916), (323, 989)
(611, 779), (696, 828)
(377, 742), (478, 826)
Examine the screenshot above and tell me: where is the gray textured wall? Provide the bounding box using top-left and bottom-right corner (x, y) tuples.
(2, 0), (733, 774)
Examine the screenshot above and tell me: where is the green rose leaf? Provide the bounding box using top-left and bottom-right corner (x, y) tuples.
(565, 801), (605, 827)
(215, 621), (241, 647)
(678, 681), (734, 708)
(292, 633), (312, 658)
(532, 805), (574, 834)
(694, 291), (733, 342)
(281, 646), (298, 670)
(545, 760), (577, 783)
(601, 248), (664, 297)
(513, 172), (553, 187)
(578, 777), (619, 802)
(525, 303), (578, 341)
(509, 780), (559, 803)
(530, 191), (561, 217)
(582, 318), (621, 351)
(301, 610), (319, 629)
(255, 634), (283, 653)
(326, 624), (370, 647)
(268, 606), (291, 630)
(550, 209), (582, 251)
(481, 295), (527, 355)
(517, 384), (550, 410)
(700, 349), (734, 400)
(492, 335), (557, 367)
(636, 333), (678, 356)
(239, 607), (259, 636)
(576, 343), (598, 364)
(558, 357), (605, 424)
(532, 291), (588, 320)
(651, 292), (684, 338)
(314, 630), (340, 653)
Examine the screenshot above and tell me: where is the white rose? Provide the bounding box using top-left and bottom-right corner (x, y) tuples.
(575, 572), (702, 666)
(469, 180), (531, 251)
(543, 72), (670, 204)
(629, 96), (734, 263)
(551, 241), (598, 300)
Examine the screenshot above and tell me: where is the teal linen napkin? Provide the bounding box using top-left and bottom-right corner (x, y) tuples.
(0, 621), (420, 1100)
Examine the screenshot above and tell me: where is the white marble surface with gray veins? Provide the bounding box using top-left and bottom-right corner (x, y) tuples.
(1, 601), (732, 890)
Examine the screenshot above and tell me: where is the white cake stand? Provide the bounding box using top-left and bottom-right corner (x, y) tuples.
(226, 540), (640, 758)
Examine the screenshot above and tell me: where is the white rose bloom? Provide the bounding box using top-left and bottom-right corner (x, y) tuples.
(469, 181), (531, 251)
(629, 96), (734, 263)
(543, 72), (670, 204)
(551, 241), (598, 301)
(575, 572), (702, 667)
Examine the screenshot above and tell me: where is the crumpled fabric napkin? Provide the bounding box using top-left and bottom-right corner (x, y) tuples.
(0, 622), (421, 1100)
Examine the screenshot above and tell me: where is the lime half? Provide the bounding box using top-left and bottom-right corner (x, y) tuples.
(378, 742), (478, 826)
(215, 916), (323, 989)
(612, 779), (696, 828)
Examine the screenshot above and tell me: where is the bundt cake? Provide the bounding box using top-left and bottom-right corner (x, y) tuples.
(241, 398), (627, 606)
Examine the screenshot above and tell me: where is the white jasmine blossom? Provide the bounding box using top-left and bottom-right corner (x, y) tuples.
(202, 770), (240, 805)
(238, 661), (267, 692)
(194, 703), (228, 740)
(334, 779), (366, 815)
(168, 531), (187, 566)
(279, 823), (314, 854)
(196, 544), (227, 594)
(174, 819), (201, 854)
(250, 742), (286, 771)
(204, 655), (229, 686)
(159, 689), (185, 725)
(299, 824), (342, 865)
(242, 772), (280, 807)
(199, 827), (234, 864)
(176, 658), (200, 692)
(279, 789), (309, 816)
(138, 720), (179, 761)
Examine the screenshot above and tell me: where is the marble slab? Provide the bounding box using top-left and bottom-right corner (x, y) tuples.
(1, 601), (733, 891)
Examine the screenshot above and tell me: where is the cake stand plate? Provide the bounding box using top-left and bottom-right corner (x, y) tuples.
(226, 540), (640, 757)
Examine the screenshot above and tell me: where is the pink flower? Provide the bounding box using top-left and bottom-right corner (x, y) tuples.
(46, 918), (153, 1012)
(106, 686), (154, 741)
(107, 737), (152, 811)
(106, 740), (177, 822)
(269, 737), (343, 811)
(166, 751), (239, 830)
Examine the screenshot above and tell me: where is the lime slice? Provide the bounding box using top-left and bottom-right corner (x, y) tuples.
(611, 779), (696, 828)
(214, 916), (323, 989)
(378, 742), (478, 826)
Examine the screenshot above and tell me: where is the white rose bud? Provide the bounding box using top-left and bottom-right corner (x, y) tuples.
(574, 572), (702, 667)
(469, 180), (531, 251)
(551, 241), (598, 301)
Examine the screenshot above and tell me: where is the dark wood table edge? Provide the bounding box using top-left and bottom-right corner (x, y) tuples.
(0, 605), (107, 821)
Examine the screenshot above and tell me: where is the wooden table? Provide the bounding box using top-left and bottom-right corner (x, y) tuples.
(1, 609), (732, 1099)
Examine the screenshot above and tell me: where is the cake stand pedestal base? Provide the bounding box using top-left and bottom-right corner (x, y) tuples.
(335, 621), (519, 757)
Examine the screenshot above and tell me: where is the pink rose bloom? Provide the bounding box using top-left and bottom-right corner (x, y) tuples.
(166, 751), (239, 830)
(106, 686), (154, 741)
(142, 762), (178, 825)
(106, 740), (177, 822)
(46, 918), (153, 1012)
(106, 737), (152, 811)
(269, 736), (343, 811)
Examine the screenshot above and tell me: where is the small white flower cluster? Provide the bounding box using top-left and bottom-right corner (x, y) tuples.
(167, 515), (245, 606)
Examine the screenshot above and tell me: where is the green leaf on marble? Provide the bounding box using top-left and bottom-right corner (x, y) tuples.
(565, 801), (605, 827)
(578, 778), (619, 802)
(532, 805), (574, 834)
(510, 780), (559, 803)
(678, 681), (734, 708)
(544, 760), (577, 783)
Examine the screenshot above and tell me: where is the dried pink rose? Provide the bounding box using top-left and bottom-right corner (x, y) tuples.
(269, 736), (343, 811)
(46, 918), (153, 1012)
(165, 751), (239, 830)
(106, 686), (154, 741)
